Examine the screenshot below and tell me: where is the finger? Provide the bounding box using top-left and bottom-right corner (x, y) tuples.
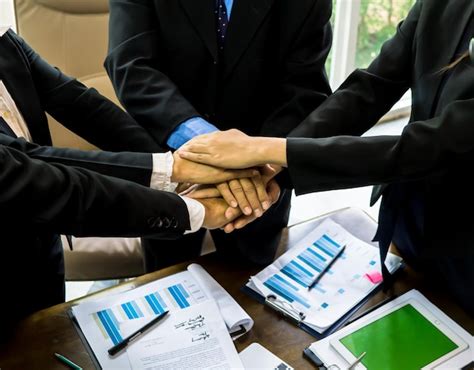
(267, 180), (281, 204)
(180, 142), (209, 153)
(217, 183), (238, 208)
(229, 179), (252, 215)
(251, 174), (270, 210)
(239, 178), (263, 217)
(224, 205), (241, 221)
(221, 169), (260, 180)
(187, 187), (221, 199)
(178, 183), (199, 196)
(178, 151), (213, 165)
(234, 214), (258, 230)
(223, 223), (235, 233)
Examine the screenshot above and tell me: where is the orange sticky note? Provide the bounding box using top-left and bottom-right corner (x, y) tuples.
(365, 271), (383, 284)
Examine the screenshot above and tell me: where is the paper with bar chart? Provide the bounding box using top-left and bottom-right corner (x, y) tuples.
(246, 219), (403, 333)
(72, 264), (253, 369)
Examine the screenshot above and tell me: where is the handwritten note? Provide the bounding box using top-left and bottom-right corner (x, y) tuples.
(126, 300), (243, 369)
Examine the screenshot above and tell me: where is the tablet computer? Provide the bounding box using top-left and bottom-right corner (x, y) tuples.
(329, 297), (468, 370)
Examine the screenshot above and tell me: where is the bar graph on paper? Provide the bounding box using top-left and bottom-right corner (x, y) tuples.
(263, 234), (350, 310)
(250, 219), (403, 329)
(92, 280), (207, 345)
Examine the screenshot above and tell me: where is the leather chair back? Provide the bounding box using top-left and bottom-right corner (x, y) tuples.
(15, 0), (118, 149)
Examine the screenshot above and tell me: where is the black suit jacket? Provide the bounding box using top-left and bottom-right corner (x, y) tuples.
(105, 0), (332, 146)
(285, 0), (474, 312)
(0, 31), (190, 330)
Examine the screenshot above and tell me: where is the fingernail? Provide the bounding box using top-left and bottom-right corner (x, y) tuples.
(255, 209), (262, 217)
(262, 201), (270, 210)
(231, 201), (238, 208)
(244, 207), (252, 215)
(252, 170), (259, 176)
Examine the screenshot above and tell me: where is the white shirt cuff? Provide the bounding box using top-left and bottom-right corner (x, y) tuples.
(179, 196), (205, 234)
(151, 152), (178, 192)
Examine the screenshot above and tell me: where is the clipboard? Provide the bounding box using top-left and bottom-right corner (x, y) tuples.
(241, 279), (389, 340)
(241, 207), (404, 340)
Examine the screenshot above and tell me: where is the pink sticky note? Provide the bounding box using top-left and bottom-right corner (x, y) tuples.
(365, 271), (383, 284)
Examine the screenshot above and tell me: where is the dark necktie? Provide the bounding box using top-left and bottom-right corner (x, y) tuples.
(215, 0), (229, 52)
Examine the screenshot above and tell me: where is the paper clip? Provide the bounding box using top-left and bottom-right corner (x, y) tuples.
(264, 294), (306, 325)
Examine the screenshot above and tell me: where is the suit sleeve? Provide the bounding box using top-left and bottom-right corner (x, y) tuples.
(287, 98), (474, 195)
(8, 32), (163, 154)
(0, 145), (190, 237)
(0, 134), (154, 187)
(288, 0), (422, 139)
(259, 0), (333, 137)
(105, 0), (200, 147)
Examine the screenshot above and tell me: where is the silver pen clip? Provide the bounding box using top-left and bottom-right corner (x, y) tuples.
(264, 294), (306, 325)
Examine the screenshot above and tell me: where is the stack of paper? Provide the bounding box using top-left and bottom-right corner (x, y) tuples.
(246, 219), (403, 333)
(72, 264), (251, 369)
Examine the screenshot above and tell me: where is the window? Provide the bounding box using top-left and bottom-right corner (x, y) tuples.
(328, 0), (416, 120)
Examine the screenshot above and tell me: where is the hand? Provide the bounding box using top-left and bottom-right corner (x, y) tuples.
(184, 172), (270, 216)
(185, 165), (282, 216)
(171, 151), (258, 184)
(222, 179), (281, 233)
(216, 165), (279, 215)
(196, 197), (242, 230)
(179, 129), (286, 169)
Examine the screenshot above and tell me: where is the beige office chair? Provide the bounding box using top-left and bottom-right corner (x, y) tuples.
(15, 0), (144, 280)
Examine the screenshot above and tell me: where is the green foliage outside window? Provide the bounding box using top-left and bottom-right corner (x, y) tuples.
(356, 0), (415, 68)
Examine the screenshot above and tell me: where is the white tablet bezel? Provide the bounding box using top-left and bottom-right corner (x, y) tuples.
(329, 297), (469, 369)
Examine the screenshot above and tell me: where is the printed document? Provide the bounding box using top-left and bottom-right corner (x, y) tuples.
(127, 300), (243, 369)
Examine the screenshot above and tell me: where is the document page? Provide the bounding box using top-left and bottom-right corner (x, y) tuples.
(127, 300), (243, 369)
(247, 219), (403, 332)
(72, 271), (208, 369)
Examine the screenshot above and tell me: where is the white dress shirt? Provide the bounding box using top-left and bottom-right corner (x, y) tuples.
(0, 75), (204, 233)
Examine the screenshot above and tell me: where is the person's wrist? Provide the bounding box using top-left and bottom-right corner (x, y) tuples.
(171, 152), (182, 183)
(255, 138), (287, 166)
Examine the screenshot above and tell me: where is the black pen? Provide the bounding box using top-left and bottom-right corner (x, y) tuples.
(344, 294), (398, 327)
(308, 245), (346, 291)
(108, 310), (169, 356)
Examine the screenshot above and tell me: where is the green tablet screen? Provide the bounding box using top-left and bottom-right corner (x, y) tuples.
(339, 304), (458, 370)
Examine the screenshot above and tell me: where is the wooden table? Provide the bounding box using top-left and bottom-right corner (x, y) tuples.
(1, 209), (473, 369)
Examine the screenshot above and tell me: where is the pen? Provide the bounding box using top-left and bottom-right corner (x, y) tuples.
(108, 310), (169, 356)
(54, 353), (82, 370)
(344, 294), (398, 327)
(308, 245), (346, 291)
(348, 351), (366, 369)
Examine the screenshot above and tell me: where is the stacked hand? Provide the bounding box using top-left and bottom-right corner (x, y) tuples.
(171, 129), (287, 232)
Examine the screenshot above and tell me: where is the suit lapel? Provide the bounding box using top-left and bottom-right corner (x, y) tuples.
(418, 0), (473, 118)
(0, 116), (17, 137)
(222, 0), (274, 80)
(0, 33), (51, 145)
(180, 0), (218, 61)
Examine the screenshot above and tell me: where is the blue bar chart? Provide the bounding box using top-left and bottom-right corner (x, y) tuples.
(94, 282), (200, 344)
(262, 233), (344, 310)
